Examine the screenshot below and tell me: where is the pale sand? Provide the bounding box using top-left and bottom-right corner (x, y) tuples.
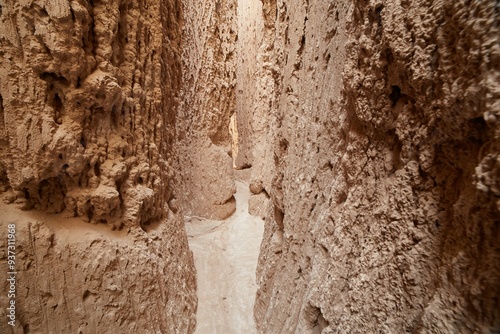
(185, 181), (265, 334)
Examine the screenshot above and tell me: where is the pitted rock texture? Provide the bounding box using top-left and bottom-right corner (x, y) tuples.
(177, 0), (238, 220)
(254, 1), (500, 333)
(0, 0), (181, 228)
(0, 0), (197, 332)
(0, 205), (196, 334)
(234, 0), (275, 228)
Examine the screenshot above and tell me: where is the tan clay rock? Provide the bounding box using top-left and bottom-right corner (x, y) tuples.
(0, 0), (180, 228)
(177, 0), (238, 220)
(0, 205), (196, 334)
(248, 192), (270, 220)
(0, 0), (498, 333)
(0, 0), (197, 332)
(251, 1), (500, 333)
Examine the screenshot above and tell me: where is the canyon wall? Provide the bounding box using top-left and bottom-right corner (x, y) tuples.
(0, 0), (196, 332)
(252, 0), (500, 333)
(177, 0), (238, 220)
(235, 0), (275, 220)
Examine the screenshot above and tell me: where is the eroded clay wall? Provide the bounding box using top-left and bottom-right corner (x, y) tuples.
(254, 0), (500, 333)
(235, 0), (276, 220)
(177, 0), (238, 220)
(0, 0), (182, 228)
(0, 1), (197, 332)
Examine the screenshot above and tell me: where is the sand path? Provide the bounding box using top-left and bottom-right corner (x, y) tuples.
(185, 180), (265, 334)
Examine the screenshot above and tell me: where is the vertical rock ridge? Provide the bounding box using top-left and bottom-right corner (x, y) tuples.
(177, 0), (238, 220)
(0, 0), (184, 228)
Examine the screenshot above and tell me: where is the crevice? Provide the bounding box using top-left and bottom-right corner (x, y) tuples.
(0, 94), (4, 131)
(389, 85), (401, 107)
(274, 205), (284, 231)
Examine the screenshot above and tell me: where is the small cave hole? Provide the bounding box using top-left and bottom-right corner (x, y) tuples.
(279, 138), (289, 153)
(39, 7), (49, 18)
(138, 177), (144, 185)
(53, 93), (63, 124)
(80, 136), (86, 148)
(274, 205), (285, 231)
(40, 72), (69, 86)
(82, 290), (91, 301)
(389, 85), (402, 107)
(86, 205), (94, 222)
(372, 4), (384, 27)
(471, 116), (487, 129)
(470, 116), (487, 141)
(336, 191), (347, 204)
(304, 303), (329, 334)
(385, 48), (394, 64)
(0, 94), (4, 130)
(93, 163), (101, 177)
(140, 218), (162, 233)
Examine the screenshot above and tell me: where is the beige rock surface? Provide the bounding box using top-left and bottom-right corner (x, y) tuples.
(0, 0), (197, 332)
(253, 0), (500, 333)
(0, 0), (498, 333)
(0, 0), (183, 228)
(178, 0), (238, 220)
(235, 0), (275, 189)
(0, 203), (196, 333)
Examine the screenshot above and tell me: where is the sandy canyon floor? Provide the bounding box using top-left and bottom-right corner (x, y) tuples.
(185, 181), (265, 334)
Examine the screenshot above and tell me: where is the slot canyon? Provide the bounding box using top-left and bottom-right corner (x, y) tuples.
(0, 0), (499, 333)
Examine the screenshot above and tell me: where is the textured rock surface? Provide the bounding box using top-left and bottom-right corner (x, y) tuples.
(1, 0), (499, 333)
(177, 0), (238, 220)
(254, 0), (500, 333)
(0, 0), (182, 228)
(234, 0), (275, 241)
(0, 204), (196, 334)
(0, 0), (197, 332)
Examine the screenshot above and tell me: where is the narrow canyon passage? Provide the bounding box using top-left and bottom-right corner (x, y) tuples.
(0, 1), (498, 333)
(185, 180), (264, 333)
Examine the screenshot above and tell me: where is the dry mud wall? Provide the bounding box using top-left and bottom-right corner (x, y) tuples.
(249, 0), (500, 333)
(0, 0), (196, 333)
(177, 0), (238, 220)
